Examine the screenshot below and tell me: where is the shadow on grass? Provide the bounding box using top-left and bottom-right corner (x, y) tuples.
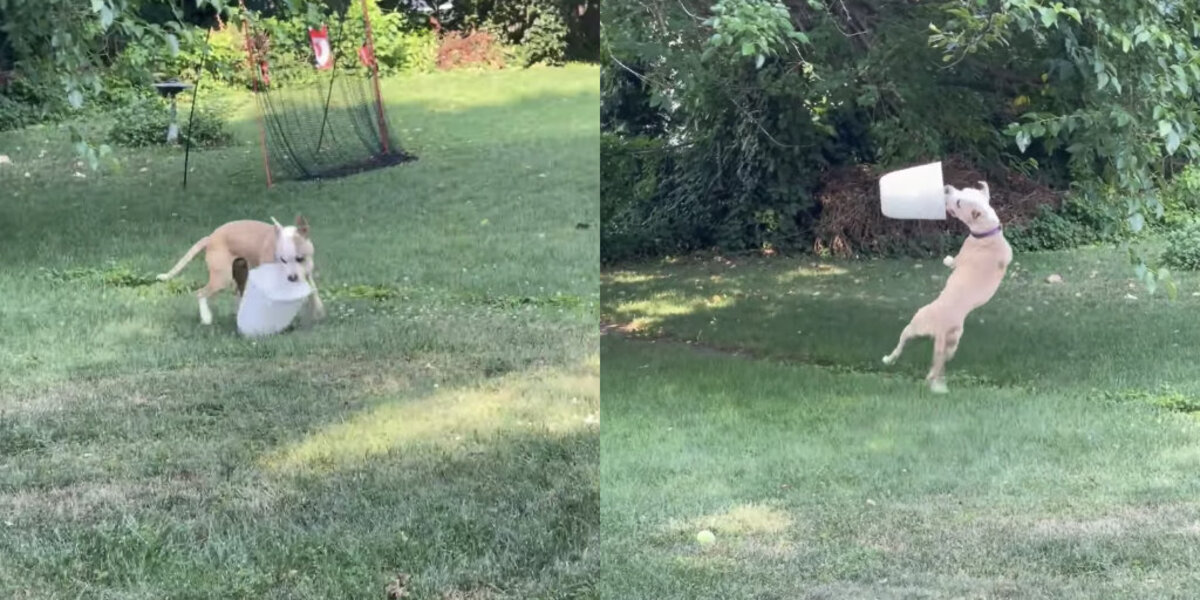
(0, 360), (599, 597)
(261, 358), (599, 474)
(2, 430), (598, 598)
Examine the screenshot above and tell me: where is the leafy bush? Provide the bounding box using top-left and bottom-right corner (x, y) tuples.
(1161, 223), (1200, 271)
(158, 1), (437, 91)
(107, 97), (231, 148)
(516, 0), (569, 66)
(602, 0), (1200, 266)
(1006, 194), (1127, 252)
(1156, 164), (1200, 230)
(0, 78), (68, 131)
(600, 133), (671, 262)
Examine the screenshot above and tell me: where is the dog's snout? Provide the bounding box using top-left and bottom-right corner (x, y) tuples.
(287, 274), (299, 282)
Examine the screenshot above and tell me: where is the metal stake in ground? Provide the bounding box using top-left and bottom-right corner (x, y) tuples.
(183, 27), (214, 189)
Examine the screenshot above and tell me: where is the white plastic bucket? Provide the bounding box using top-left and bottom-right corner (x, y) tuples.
(236, 263), (312, 337)
(879, 161), (947, 220)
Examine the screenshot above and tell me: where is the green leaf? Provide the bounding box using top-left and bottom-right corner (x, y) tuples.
(1128, 212), (1144, 233)
(1097, 71), (1109, 90)
(741, 42), (754, 56)
(1166, 131), (1181, 155)
(98, 5), (114, 29)
(67, 89), (83, 109)
(1015, 130), (1031, 153)
(1038, 7), (1056, 28)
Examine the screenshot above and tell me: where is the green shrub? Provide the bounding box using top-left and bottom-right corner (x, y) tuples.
(517, 1), (569, 66)
(0, 73), (74, 131)
(155, 1), (437, 91)
(1161, 223), (1200, 271)
(1157, 164), (1200, 230)
(1007, 194), (1127, 252)
(600, 133), (671, 262)
(107, 97), (232, 148)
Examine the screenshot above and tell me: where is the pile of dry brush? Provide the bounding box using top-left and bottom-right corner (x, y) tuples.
(813, 156), (1062, 257)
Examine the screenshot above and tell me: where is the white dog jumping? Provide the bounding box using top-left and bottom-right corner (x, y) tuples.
(881, 182), (1012, 393)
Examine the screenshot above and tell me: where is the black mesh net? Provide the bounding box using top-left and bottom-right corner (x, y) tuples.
(242, 3), (415, 181)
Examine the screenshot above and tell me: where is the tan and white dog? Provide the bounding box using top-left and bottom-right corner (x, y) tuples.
(881, 182), (1012, 393)
(157, 215), (325, 325)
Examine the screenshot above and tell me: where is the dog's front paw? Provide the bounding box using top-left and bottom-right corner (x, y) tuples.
(929, 379), (948, 394)
(942, 256), (955, 268)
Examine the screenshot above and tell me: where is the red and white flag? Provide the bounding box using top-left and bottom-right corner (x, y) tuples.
(308, 25), (333, 70)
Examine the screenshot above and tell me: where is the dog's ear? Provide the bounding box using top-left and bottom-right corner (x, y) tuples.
(295, 214), (310, 238)
(971, 209), (982, 220)
(978, 181), (990, 198)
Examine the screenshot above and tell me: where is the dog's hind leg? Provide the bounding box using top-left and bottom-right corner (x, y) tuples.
(196, 250), (233, 325)
(943, 324), (963, 362)
(882, 324), (915, 365)
(232, 258), (249, 309)
(926, 330), (953, 394)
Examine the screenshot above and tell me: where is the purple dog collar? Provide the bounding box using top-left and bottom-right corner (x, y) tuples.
(970, 226), (1002, 239)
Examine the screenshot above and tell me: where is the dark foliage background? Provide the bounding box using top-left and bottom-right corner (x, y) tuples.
(601, 0), (1200, 284)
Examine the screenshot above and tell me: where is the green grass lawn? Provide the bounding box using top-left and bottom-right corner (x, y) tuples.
(601, 248), (1200, 598)
(0, 65), (598, 599)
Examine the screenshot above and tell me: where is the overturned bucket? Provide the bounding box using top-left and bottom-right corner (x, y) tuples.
(879, 161), (947, 220)
(236, 263), (312, 337)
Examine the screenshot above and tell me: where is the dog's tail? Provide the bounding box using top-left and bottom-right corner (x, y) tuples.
(156, 236), (210, 281)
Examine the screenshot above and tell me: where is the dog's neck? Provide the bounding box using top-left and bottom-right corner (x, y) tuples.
(969, 225), (1003, 239)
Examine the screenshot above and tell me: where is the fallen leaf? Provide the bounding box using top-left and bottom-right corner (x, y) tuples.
(385, 573), (412, 599)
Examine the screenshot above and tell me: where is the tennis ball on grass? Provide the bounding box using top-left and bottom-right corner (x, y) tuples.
(696, 530), (716, 545)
